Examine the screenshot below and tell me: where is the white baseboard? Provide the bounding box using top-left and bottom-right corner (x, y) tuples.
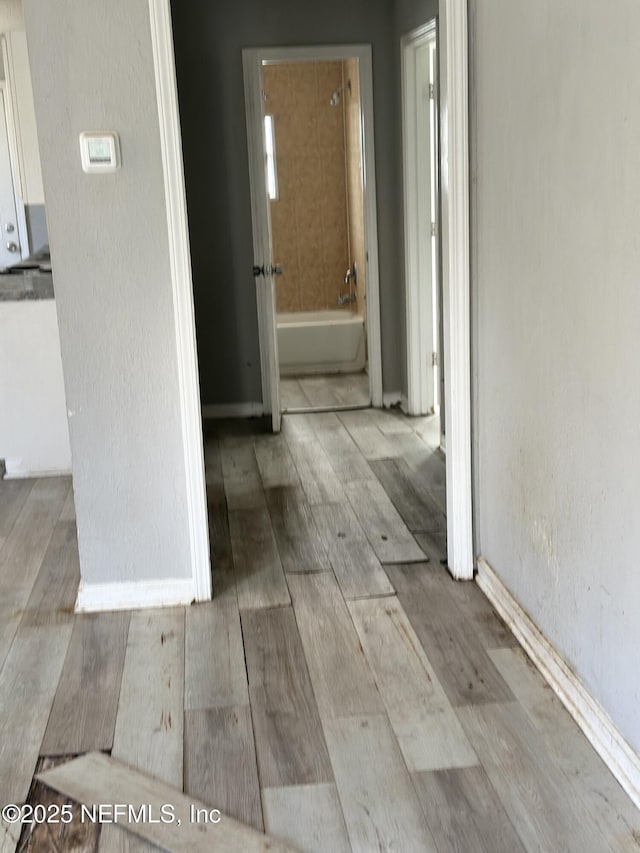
(382, 391), (402, 409)
(4, 467), (72, 480)
(202, 402), (264, 419)
(75, 577), (196, 613)
(477, 557), (640, 811)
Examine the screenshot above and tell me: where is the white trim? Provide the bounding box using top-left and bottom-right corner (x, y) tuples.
(477, 558), (640, 811)
(202, 402), (264, 419)
(0, 35), (25, 200)
(402, 21), (437, 417)
(148, 0), (211, 602)
(76, 578), (195, 613)
(0, 38), (30, 259)
(242, 45), (383, 416)
(439, 0), (473, 580)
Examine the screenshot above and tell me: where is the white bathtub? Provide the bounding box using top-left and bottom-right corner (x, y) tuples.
(277, 309), (366, 376)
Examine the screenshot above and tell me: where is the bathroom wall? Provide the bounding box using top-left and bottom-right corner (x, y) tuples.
(264, 60), (349, 314)
(343, 58), (366, 319)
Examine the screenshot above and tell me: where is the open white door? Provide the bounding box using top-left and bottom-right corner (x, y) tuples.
(242, 50), (281, 433)
(402, 22), (439, 416)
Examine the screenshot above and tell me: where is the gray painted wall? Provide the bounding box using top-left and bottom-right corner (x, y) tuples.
(23, 0), (194, 585)
(471, 0), (640, 752)
(171, 0), (406, 404)
(394, 0), (438, 36)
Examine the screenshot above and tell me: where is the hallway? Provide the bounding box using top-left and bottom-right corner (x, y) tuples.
(0, 410), (638, 851)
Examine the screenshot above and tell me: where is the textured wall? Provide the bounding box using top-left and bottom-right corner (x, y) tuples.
(471, 0), (640, 753)
(344, 58), (366, 319)
(0, 0), (22, 31)
(265, 61), (349, 314)
(23, 0), (194, 585)
(171, 0), (403, 404)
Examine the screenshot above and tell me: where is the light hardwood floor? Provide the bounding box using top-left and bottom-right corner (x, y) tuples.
(1, 410), (639, 852)
(280, 373), (370, 411)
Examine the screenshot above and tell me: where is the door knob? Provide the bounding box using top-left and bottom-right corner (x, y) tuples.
(5, 223), (15, 233)
(6, 242), (18, 253)
(252, 263), (284, 277)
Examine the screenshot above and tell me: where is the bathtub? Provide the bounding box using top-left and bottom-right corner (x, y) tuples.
(277, 309), (366, 375)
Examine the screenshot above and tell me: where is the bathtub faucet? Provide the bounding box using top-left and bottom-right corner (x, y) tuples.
(344, 262), (358, 286)
(338, 262), (358, 305)
(337, 291), (357, 306)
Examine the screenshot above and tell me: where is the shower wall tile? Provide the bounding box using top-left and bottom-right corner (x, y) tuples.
(277, 268), (301, 314)
(264, 61), (350, 314)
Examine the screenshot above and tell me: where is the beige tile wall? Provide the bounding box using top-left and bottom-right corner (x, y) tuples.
(343, 59), (367, 320)
(264, 61), (350, 313)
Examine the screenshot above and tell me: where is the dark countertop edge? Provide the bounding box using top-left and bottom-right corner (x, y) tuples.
(0, 272), (55, 302)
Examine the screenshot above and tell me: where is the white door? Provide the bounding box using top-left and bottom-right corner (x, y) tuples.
(242, 51), (281, 433)
(402, 23), (439, 416)
(0, 90), (21, 267)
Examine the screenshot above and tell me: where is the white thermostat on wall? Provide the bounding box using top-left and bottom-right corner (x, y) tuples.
(79, 132), (121, 173)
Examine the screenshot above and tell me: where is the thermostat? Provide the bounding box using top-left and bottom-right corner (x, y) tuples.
(79, 132), (121, 173)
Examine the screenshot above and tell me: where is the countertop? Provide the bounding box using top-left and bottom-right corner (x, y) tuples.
(0, 271), (54, 302)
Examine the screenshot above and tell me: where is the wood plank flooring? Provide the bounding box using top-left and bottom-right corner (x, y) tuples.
(1, 410), (639, 852)
(241, 606), (333, 787)
(184, 705), (263, 831)
(281, 373), (370, 412)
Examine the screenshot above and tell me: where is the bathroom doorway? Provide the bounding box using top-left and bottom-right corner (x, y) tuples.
(243, 46), (382, 431)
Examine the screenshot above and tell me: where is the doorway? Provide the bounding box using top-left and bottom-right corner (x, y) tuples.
(265, 59), (369, 414)
(402, 22), (442, 439)
(243, 46), (383, 432)
(401, 7), (473, 580)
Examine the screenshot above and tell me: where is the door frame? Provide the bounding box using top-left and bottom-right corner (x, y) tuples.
(438, 0), (474, 580)
(0, 37), (31, 260)
(148, 0), (212, 601)
(0, 85), (22, 266)
(402, 20), (438, 417)
(242, 44), (383, 418)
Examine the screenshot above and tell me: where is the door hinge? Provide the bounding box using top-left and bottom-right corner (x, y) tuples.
(432, 351), (438, 367)
(429, 83), (435, 100)
(431, 221), (437, 237)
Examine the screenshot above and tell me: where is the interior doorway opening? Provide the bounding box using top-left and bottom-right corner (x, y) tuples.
(402, 20), (444, 451)
(243, 45), (383, 432)
(262, 58), (370, 414)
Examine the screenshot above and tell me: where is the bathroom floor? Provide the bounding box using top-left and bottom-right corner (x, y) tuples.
(280, 371), (370, 411)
